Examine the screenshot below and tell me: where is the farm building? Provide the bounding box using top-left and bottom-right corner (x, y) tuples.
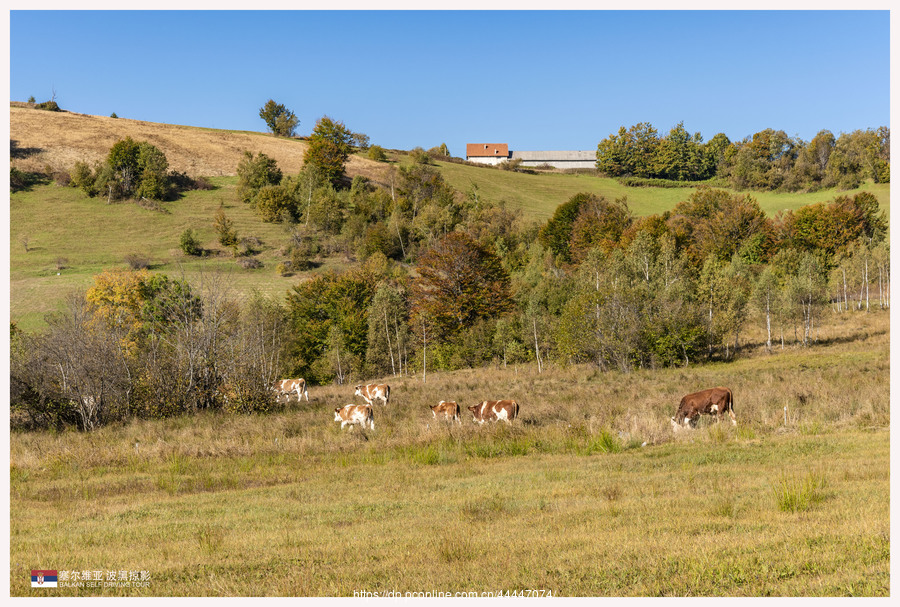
(465, 143), (510, 165)
(466, 143), (596, 169)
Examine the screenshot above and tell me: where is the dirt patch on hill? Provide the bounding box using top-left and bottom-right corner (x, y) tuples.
(9, 105), (388, 182)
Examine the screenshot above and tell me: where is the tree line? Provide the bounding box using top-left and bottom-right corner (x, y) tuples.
(596, 122), (890, 191)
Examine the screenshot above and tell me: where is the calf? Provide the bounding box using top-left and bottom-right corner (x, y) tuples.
(334, 404), (375, 430)
(430, 400), (461, 423)
(468, 399), (519, 425)
(671, 387), (736, 431)
(355, 383), (390, 406)
(275, 378), (309, 402)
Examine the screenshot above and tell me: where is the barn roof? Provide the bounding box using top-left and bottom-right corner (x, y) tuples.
(466, 143), (509, 158)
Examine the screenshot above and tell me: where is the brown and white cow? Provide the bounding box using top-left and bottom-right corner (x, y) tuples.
(334, 404), (375, 430)
(355, 383), (390, 406)
(275, 378), (309, 401)
(671, 386), (736, 431)
(430, 400), (461, 423)
(468, 400), (519, 425)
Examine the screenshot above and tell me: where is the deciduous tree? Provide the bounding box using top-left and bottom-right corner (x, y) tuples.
(258, 99), (299, 137)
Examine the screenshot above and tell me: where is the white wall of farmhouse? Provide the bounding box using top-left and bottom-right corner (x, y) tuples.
(466, 156), (509, 165)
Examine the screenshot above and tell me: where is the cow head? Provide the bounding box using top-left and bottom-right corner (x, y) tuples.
(334, 407), (343, 422)
(354, 386), (362, 397)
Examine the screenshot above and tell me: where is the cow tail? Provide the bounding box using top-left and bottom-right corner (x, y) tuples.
(515, 400), (520, 420)
(386, 385), (391, 404)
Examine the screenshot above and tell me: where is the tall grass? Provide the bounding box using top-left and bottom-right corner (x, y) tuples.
(773, 470), (828, 513)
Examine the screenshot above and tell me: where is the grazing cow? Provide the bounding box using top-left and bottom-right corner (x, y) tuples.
(355, 383), (390, 406)
(468, 400), (519, 425)
(671, 387), (736, 431)
(430, 400), (461, 423)
(275, 378), (308, 402)
(334, 404), (375, 430)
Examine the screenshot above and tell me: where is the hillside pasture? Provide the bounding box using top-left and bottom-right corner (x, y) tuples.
(434, 159), (891, 221)
(9, 310), (890, 596)
(8, 177), (331, 331)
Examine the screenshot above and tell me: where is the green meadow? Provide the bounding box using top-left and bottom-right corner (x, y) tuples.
(433, 159), (891, 221)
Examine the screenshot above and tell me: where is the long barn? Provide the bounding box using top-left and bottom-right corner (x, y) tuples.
(465, 143), (595, 169)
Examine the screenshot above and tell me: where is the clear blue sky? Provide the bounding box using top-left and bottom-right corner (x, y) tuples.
(9, 9), (890, 157)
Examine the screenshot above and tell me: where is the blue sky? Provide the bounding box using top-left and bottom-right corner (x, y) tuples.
(8, 9), (890, 157)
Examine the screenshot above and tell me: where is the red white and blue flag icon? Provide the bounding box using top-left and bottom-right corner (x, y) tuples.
(31, 570), (58, 588)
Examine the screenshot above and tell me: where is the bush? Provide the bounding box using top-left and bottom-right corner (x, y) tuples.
(498, 158), (523, 171)
(236, 151), (282, 204)
(53, 169), (71, 187)
(618, 176), (701, 188)
(69, 161), (97, 194)
(34, 100), (61, 111)
(237, 257), (263, 270)
(213, 206), (239, 247)
(110, 112), (118, 119)
(124, 253), (151, 270)
(254, 184), (296, 222)
(179, 229), (202, 256)
(10, 167), (41, 192)
(367, 145), (388, 162)
(170, 171), (215, 192)
(410, 147), (430, 165)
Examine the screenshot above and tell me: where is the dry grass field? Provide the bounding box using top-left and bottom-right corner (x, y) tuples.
(9, 310), (889, 596)
(10, 104), (387, 182)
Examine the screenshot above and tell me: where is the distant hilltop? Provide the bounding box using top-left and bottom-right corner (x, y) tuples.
(466, 143), (595, 169)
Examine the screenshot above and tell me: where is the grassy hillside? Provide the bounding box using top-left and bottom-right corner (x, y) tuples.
(8, 105), (891, 332)
(434, 159), (891, 221)
(10, 310), (890, 596)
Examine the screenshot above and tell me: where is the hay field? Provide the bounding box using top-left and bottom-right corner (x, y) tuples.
(9, 105), (386, 182)
(9, 310), (890, 596)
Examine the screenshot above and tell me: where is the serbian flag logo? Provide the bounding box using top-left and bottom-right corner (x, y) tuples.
(31, 570), (58, 588)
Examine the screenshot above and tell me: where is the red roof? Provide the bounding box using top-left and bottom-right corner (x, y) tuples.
(466, 143), (509, 158)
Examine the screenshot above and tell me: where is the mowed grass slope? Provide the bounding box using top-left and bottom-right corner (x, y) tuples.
(434, 159), (891, 221)
(9, 177), (305, 331)
(9, 311), (890, 596)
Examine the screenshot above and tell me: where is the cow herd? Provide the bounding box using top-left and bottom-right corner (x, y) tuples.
(274, 379), (736, 433)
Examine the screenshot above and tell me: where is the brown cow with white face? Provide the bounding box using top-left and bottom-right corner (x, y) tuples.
(275, 378), (308, 401)
(355, 383), (390, 406)
(430, 400), (461, 423)
(671, 387), (735, 431)
(468, 400), (519, 425)
(334, 404), (374, 430)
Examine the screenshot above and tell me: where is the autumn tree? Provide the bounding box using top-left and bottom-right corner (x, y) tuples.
(411, 232), (513, 342)
(668, 187), (772, 266)
(567, 194), (632, 263)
